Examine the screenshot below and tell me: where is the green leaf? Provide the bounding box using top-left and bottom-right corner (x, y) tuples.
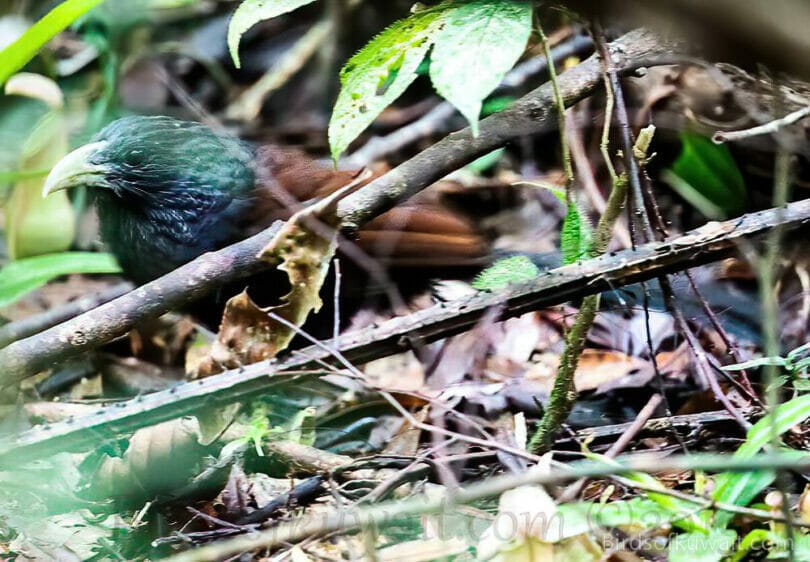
(472, 255), (539, 291)
(227, 0), (317, 69)
(786, 341), (810, 363)
(557, 498), (684, 539)
(583, 453), (709, 533)
(721, 356), (787, 371)
(465, 147), (505, 174)
(429, 0), (531, 135)
(711, 394), (810, 527)
(0, 0), (107, 87)
(668, 529), (737, 562)
(0, 252), (121, 308)
(561, 203), (590, 265)
(329, 5), (448, 161)
(666, 132), (746, 219)
(736, 394), (810, 458)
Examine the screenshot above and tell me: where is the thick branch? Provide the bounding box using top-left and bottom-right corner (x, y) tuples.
(0, 28), (674, 385)
(0, 224), (281, 385)
(1, 197), (809, 468)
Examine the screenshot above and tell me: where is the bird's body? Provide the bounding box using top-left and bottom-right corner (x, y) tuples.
(45, 116), (490, 327)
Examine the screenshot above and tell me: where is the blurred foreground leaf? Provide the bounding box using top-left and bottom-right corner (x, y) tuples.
(0, 252), (121, 308)
(0, 0), (107, 87)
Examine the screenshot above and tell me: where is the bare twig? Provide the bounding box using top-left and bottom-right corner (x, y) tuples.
(713, 106), (810, 144)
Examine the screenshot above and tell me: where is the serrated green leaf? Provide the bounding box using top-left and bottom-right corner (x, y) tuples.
(561, 204), (590, 265)
(0, 252), (121, 308)
(667, 132), (747, 219)
(0, 0), (106, 87)
(227, 0), (317, 69)
(329, 6), (448, 161)
(429, 0), (531, 135)
(472, 255), (539, 291)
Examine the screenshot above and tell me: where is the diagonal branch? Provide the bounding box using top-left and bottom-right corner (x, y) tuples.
(0, 28), (675, 385)
(1, 197), (809, 468)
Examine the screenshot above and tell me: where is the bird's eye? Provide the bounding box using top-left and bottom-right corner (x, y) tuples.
(126, 150), (145, 166)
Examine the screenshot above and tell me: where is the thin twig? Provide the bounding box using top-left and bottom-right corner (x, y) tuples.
(163, 452), (810, 562)
(713, 106), (810, 144)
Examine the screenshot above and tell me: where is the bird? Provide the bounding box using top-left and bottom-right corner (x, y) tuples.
(42, 115), (491, 331)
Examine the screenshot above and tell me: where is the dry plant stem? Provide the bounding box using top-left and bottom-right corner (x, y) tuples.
(528, 115), (632, 454)
(225, 21), (331, 122)
(593, 24), (749, 428)
(683, 269), (759, 402)
(163, 452), (810, 562)
(0, 29), (673, 385)
(569, 409), (748, 444)
(559, 393), (663, 502)
(5, 183), (808, 468)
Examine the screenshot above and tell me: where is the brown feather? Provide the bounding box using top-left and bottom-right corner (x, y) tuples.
(250, 145), (491, 269)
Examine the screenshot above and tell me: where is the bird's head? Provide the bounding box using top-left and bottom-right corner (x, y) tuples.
(43, 115), (256, 205)
(43, 115), (259, 282)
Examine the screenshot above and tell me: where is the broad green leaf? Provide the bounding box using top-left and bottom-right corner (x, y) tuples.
(472, 255), (539, 291)
(667, 132), (746, 219)
(429, 0), (531, 135)
(729, 529), (775, 562)
(711, 394), (810, 527)
(0, 252), (121, 308)
(558, 498), (694, 539)
(668, 529), (737, 562)
(227, 0), (317, 69)
(0, 0), (107, 87)
(329, 5), (448, 161)
(736, 394), (810, 458)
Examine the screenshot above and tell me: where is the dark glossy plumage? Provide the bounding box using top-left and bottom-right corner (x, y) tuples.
(89, 117), (259, 283)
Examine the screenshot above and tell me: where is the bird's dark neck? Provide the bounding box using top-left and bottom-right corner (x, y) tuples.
(95, 179), (257, 284)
